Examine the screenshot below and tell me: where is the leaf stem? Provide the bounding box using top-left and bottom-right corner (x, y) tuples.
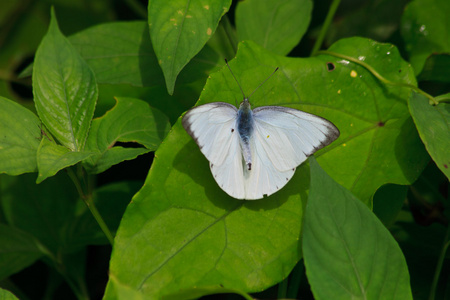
(66, 168), (114, 246)
(317, 50), (439, 105)
(310, 0), (341, 56)
(277, 276), (288, 299)
(428, 223), (450, 300)
(123, 0), (147, 19)
(435, 93), (450, 104)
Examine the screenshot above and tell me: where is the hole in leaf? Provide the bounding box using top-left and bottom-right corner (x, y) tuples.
(326, 62), (335, 72)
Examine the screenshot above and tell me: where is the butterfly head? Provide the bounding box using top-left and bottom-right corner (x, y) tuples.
(239, 97), (252, 111)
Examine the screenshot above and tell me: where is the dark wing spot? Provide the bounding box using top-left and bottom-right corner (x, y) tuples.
(327, 62), (335, 71)
(231, 128), (234, 132)
(286, 178), (288, 181)
(211, 163), (214, 168)
(248, 163), (252, 171)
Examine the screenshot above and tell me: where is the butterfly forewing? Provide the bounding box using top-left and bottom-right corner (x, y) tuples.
(183, 102), (238, 166)
(252, 106), (340, 172)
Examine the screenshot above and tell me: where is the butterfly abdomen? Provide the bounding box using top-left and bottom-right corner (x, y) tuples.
(237, 101), (254, 171)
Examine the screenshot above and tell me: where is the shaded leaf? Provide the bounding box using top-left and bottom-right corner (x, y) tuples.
(303, 158), (413, 300)
(83, 97), (170, 174)
(236, 0), (312, 55)
(36, 138), (94, 183)
(417, 53), (450, 82)
(0, 224), (44, 280)
(0, 96), (41, 175)
(373, 184), (408, 227)
(148, 0), (231, 94)
(401, 0), (450, 74)
(32, 9), (97, 151)
(408, 93), (450, 179)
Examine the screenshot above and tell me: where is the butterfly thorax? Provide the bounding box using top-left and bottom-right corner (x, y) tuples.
(237, 98), (253, 171)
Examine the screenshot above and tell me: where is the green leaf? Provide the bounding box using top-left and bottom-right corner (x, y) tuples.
(36, 138), (94, 183)
(303, 158), (413, 300)
(401, 0), (450, 74)
(408, 93), (450, 179)
(32, 9), (98, 151)
(235, 0), (312, 55)
(105, 38), (427, 298)
(0, 224), (44, 280)
(148, 0), (231, 94)
(0, 96), (41, 175)
(83, 97), (170, 174)
(417, 53), (450, 82)
(0, 288), (19, 300)
(162, 286), (252, 300)
(104, 120), (307, 298)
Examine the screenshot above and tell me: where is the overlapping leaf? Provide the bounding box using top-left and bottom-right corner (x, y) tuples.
(148, 0), (231, 94)
(401, 0), (450, 74)
(236, 0), (312, 55)
(0, 97), (41, 175)
(303, 158), (413, 300)
(409, 93), (450, 179)
(83, 97), (171, 174)
(32, 9), (97, 151)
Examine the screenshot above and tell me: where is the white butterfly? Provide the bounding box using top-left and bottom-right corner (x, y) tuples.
(182, 62), (340, 200)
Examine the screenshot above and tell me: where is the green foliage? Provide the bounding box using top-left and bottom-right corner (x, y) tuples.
(303, 158), (412, 299)
(0, 0), (449, 299)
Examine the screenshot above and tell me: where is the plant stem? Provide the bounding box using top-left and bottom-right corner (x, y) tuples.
(429, 224), (450, 300)
(221, 14), (238, 55)
(277, 276), (288, 299)
(66, 168), (114, 246)
(317, 50), (439, 105)
(310, 0), (341, 56)
(435, 93), (450, 104)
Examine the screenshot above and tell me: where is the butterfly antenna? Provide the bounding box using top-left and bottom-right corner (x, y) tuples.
(248, 67), (279, 99)
(225, 59), (246, 98)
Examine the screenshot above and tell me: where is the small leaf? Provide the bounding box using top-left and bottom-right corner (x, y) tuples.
(148, 0), (231, 94)
(303, 158), (413, 300)
(83, 97), (170, 174)
(0, 96), (41, 175)
(236, 0), (312, 55)
(401, 0), (450, 74)
(32, 9), (97, 151)
(409, 93), (450, 179)
(0, 224), (44, 280)
(36, 138), (94, 183)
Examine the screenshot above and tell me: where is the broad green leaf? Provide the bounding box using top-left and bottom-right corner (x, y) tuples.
(83, 97), (170, 174)
(417, 53), (450, 82)
(33, 9), (97, 151)
(408, 93), (450, 179)
(303, 158), (413, 300)
(0, 224), (44, 280)
(36, 138), (94, 183)
(401, 0), (450, 74)
(0, 288), (19, 300)
(0, 96), (41, 175)
(104, 120), (307, 298)
(148, 0), (231, 94)
(235, 0), (312, 55)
